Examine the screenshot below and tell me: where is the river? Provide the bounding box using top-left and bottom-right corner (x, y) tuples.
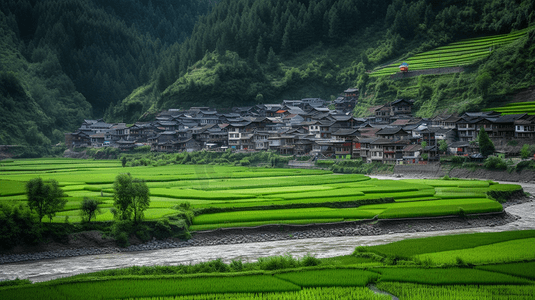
(1, 178), (534, 283)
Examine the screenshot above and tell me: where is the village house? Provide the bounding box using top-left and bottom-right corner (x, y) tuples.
(66, 87), (535, 160)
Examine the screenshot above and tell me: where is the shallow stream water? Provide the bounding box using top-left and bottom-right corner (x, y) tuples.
(1, 178), (534, 283)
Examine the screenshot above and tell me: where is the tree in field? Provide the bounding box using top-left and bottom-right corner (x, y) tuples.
(130, 179), (150, 223)
(477, 127), (495, 157)
(112, 174), (150, 223)
(26, 178), (67, 222)
(80, 197), (101, 223)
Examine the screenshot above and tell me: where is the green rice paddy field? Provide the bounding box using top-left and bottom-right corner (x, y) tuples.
(484, 100), (535, 115)
(1, 230), (534, 299)
(0, 158), (522, 227)
(370, 28), (530, 77)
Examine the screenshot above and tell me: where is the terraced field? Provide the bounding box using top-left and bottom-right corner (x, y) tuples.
(484, 100), (535, 115)
(1, 230), (534, 299)
(0, 158), (522, 227)
(370, 28), (529, 77)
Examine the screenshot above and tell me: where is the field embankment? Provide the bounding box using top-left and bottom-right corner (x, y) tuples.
(391, 163), (535, 183)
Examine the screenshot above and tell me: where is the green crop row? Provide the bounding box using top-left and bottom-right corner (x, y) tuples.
(190, 194), (390, 210)
(377, 201), (502, 219)
(263, 188), (366, 200)
(358, 230), (535, 258)
(192, 207), (380, 225)
(0, 180), (27, 196)
(274, 269), (380, 287)
(477, 261), (535, 280)
(95, 287), (393, 300)
(189, 218), (347, 231)
(150, 188), (252, 200)
(416, 238), (535, 265)
(434, 193), (487, 199)
(375, 267), (533, 285)
(399, 179), (490, 188)
(0, 275), (300, 300)
(370, 29), (527, 77)
(376, 282), (535, 300)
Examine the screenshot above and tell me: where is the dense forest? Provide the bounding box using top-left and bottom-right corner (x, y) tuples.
(0, 0), (534, 156)
(121, 0), (534, 120)
(0, 0), (216, 155)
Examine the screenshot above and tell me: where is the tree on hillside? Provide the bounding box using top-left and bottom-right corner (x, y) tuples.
(26, 178), (67, 222)
(478, 127), (495, 157)
(112, 174), (150, 223)
(520, 144), (531, 159)
(438, 139), (448, 154)
(80, 197), (101, 223)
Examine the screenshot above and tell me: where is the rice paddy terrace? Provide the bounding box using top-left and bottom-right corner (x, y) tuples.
(0, 158), (521, 227)
(484, 100), (535, 115)
(370, 28), (530, 78)
(1, 230), (534, 299)
(1, 159), (534, 299)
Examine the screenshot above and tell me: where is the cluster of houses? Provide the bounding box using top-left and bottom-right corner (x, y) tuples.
(66, 88), (535, 164)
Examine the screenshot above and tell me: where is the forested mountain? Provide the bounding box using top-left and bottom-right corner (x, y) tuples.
(117, 0), (534, 121)
(0, 0), (216, 155)
(1, 0), (534, 156)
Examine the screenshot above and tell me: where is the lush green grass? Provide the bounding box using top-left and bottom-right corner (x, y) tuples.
(377, 199), (503, 219)
(192, 207), (379, 225)
(477, 261), (535, 280)
(0, 275), (301, 300)
(375, 267), (533, 285)
(376, 282), (535, 300)
(0, 180), (27, 196)
(370, 29), (529, 77)
(0, 159), (519, 226)
(399, 179), (491, 188)
(417, 238), (535, 265)
(103, 287), (393, 300)
(274, 269), (380, 287)
(359, 230), (535, 258)
(189, 218), (347, 231)
(3, 230), (535, 299)
(485, 100), (535, 115)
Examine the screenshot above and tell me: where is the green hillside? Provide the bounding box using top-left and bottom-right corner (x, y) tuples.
(118, 0), (535, 121)
(1, 0), (535, 156)
(0, 0), (216, 155)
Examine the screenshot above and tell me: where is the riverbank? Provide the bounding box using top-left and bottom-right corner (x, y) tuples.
(1, 188), (532, 265)
(393, 164), (535, 183)
(2, 197), (534, 283)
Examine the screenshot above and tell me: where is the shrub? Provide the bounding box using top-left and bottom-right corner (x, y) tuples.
(507, 140), (518, 146)
(229, 259), (244, 272)
(483, 156), (507, 170)
(451, 156), (467, 164)
(153, 220), (172, 239)
(300, 253), (321, 267)
(316, 160), (335, 167)
(258, 254), (299, 270)
(0, 278), (32, 287)
(520, 144), (532, 159)
(115, 231), (129, 247)
(515, 160), (535, 171)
